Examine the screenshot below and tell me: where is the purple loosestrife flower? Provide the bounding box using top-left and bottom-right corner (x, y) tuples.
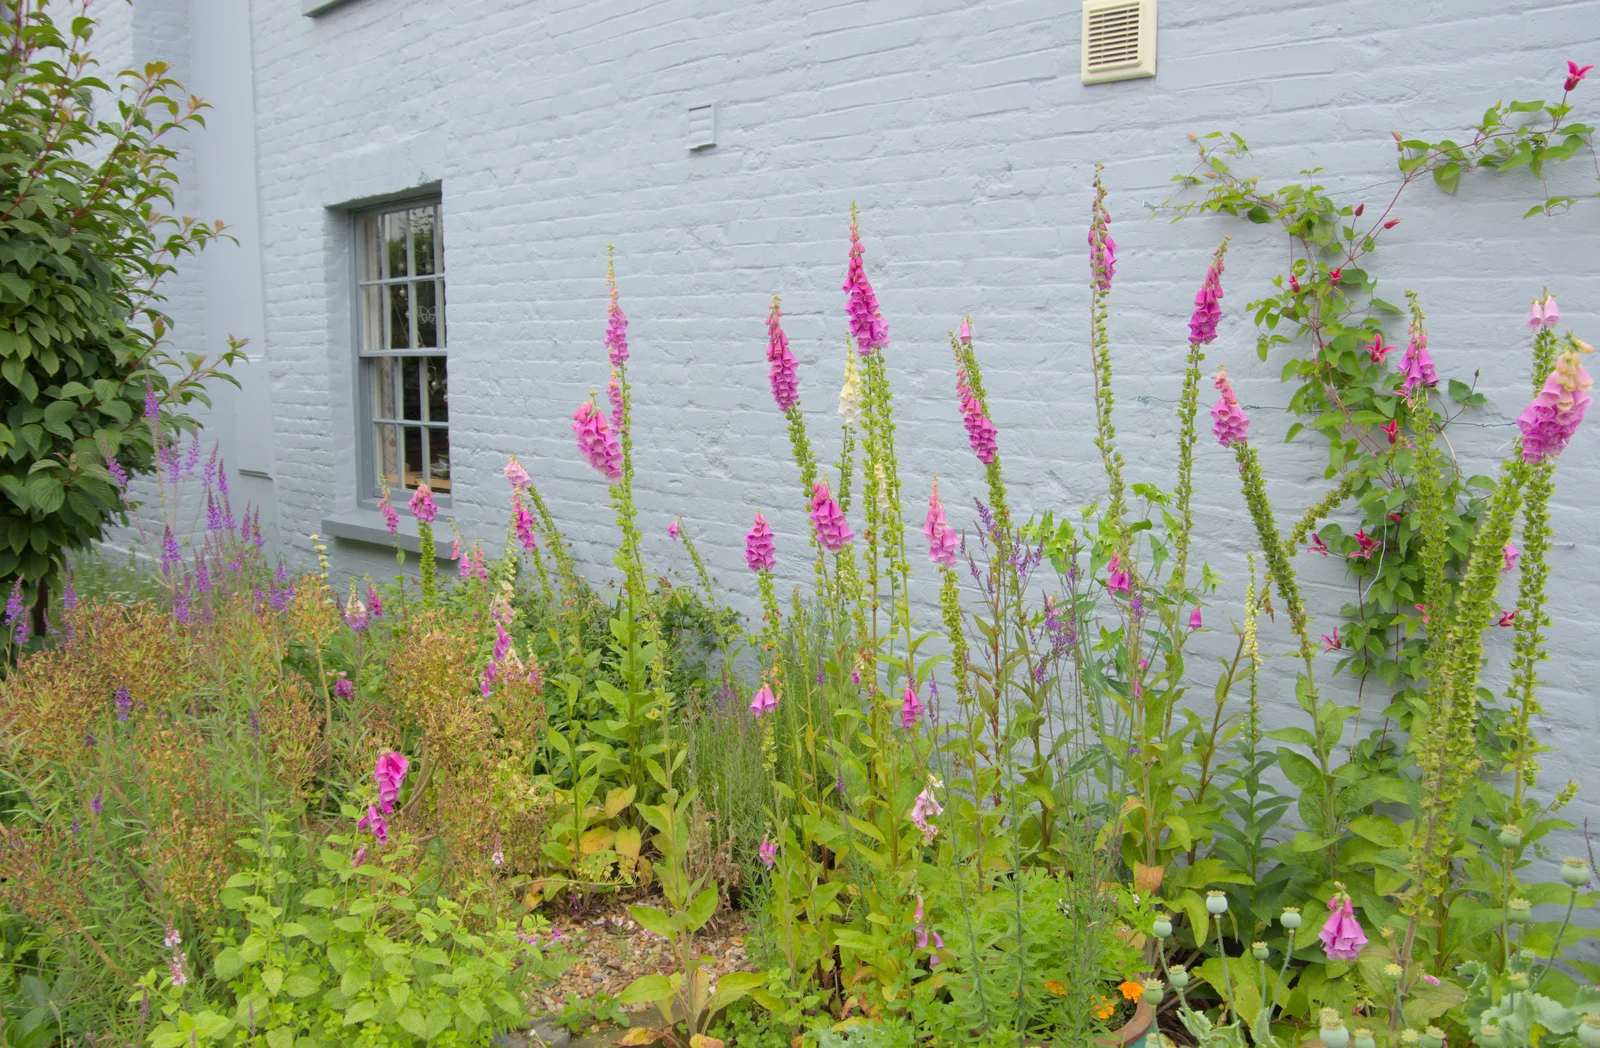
(766, 295), (800, 411)
(746, 510), (776, 572)
(182, 433), (201, 478)
(808, 480), (854, 551)
(205, 492), (224, 533)
(900, 684), (924, 729)
(115, 686), (132, 723)
(1517, 345), (1594, 463)
(375, 750), (410, 813)
(194, 558), (211, 595)
(759, 836), (777, 869)
(358, 805), (390, 844)
(1399, 318), (1438, 394)
(604, 265), (629, 367)
(572, 401), (623, 483)
(1188, 248), (1226, 345)
(923, 479), (959, 568)
(106, 457), (128, 489)
(843, 209), (889, 355)
(159, 526), (181, 574)
(90, 791), (102, 816)
(1210, 367), (1250, 447)
(408, 484), (438, 524)
(749, 685), (778, 718)
(334, 675), (354, 699)
(1319, 890), (1369, 961)
(143, 383), (159, 421)
(4, 580), (28, 646)
(504, 457), (531, 490)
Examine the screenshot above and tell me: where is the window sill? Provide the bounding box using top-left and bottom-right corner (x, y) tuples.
(320, 510), (454, 560)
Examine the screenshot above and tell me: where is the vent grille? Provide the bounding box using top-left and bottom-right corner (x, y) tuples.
(1081, 0), (1156, 84)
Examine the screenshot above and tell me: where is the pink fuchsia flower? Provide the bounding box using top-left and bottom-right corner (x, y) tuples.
(1088, 173), (1116, 294)
(843, 208), (889, 355)
(958, 316), (972, 344)
(1309, 534), (1331, 557)
(334, 675), (354, 699)
(923, 479), (959, 568)
(1502, 542), (1520, 573)
(745, 510), (776, 572)
(908, 784), (943, 843)
(408, 484), (438, 524)
(667, 520), (680, 540)
(767, 294), (800, 411)
(1517, 346), (1594, 463)
(959, 388), (998, 465)
(572, 401), (623, 482)
(1187, 246), (1226, 345)
(1319, 890), (1369, 961)
(1498, 609), (1518, 627)
(504, 458), (531, 490)
(1106, 554), (1131, 597)
(1210, 367), (1250, 447)
(759, 836), (776, 869)
(1565, 60), (1594, 92)
(900, 683), (924, 729)
(358, 805), (390, 844)
(1188, 607), (1203, 630)
(1349, 528), (1381, 560)
(749, 685), (778, 718)
(1381, 419), (1399, 444)
(1368, 335), (1395, 364)
(374, 750), (410, 813)
(604, 261), (629, 367)
(1321, 628), (1342, 652)
(1399, 323), (1438, 394)
(808, 480), (854, 552)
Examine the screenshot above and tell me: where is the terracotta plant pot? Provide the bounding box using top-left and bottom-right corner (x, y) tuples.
(1095, 999), (1155, 1048)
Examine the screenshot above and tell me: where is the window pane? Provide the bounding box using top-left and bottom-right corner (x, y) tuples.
(382, 210), (408, 279)
(402, 358), (421, 420)
(438, 281), (446, 348)
(360, 286), (385, 351)
(358, 215), (382, 281)
(387, 284), (410, 349)
(429, 428), (450, 492)
(374, 423), (399, 488)
(415, 281), (438, 348)
(371, 357), (397, 420)
(426, 357), (448, 423)
(403, 426), (424, 489)
(411, 206), (436, 276)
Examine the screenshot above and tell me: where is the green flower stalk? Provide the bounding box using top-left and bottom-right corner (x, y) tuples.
(1282, 471), (1361, 561)
(952, 329), (1011, 535)
(408, 484), (439, 607)
(1088, 163), (1131, 560)
(1171, 237), (1230, 598)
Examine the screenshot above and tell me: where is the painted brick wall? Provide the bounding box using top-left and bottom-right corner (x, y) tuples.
(104, 1), (1600, 839)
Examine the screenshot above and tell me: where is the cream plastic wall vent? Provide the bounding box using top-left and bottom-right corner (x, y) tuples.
(1081, 0), (1156, 84)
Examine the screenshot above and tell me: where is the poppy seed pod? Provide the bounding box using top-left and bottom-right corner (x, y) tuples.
(1562, 857), (1591, 887)
(1421, 1027), (1444, 1048)
(1319, 1010), (1350, 1048)
(1507, 898), (1532, 924)
(1205, 890), (1229, 915)
(1281, 907), (1303, 930)
(1578, 1015), (1600, 1048)
(1168, 965), (1189, 989)
(1498, 824), (1524, 849)
(1152, 916), (1173, 938)
(1354, 1031), (1377, 1048)
(1252, 942), (1269, 960)
(1141, 980), (1164, 1006)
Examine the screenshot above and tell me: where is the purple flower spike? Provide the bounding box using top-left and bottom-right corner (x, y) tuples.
(843, 209), (889, 355)
(745, 510), (776, 572)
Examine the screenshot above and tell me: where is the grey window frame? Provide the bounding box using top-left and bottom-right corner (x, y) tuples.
(352, 196), (449, 503)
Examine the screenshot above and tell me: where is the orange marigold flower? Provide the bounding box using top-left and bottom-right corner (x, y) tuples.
(1044, 980), (1069, 997)
(1118, 980), (1144, 1002)
(1095, 997), (1115, 1020)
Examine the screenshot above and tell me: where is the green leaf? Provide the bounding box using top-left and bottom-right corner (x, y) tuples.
(686, 886), (718, 931)
(397, 1008), (428, 1039)
(1433, 162), (1462, 194)
(620, 974), (674, 1005)
(341, 1000), (378, 1026)
(213, 948), (245, 980)
(261, 967), (284, 996)
(283, 968), (322, 998)
(628, 905), (675, 939)
(266, 1028), (294, 1048)
(300, 887), (338, 908)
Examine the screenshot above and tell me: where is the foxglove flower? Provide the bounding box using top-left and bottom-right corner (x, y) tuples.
(667, 520), (680, 540)
(749, 685), (778, 718)
(908, 784), (943, 843)
(758, 836), (777, 869)
(1089, 175), (1117, 294)
(374, 750), (410, 813)
(808, 480), (854, 552)
(900, 683), (924, 729)
(409, 484), (438, 524)
(767, 295), (800, 411)
(607, 374), (625, 434)
(959, 385), (998, 465)
(1188, 247), (1226, 345)
(838, 355), (862, 425)
(504, 457), (531, 490)
(572, 401), (623, 482)
(1106, 554), (1131, 597)
(1399, 325), (1438, 394)
(746, 510), (776, 572)
(1319, 890), (1369, 961)
(605, 263), (629, 367)
(368, 585), (383, 619)
(843, 210), (889, 355)
(923, 479), (959, 568)
(515, 499), (538, 552)
(358, 805), (390, 844)
(1189, 607), (1203, 630)
(1210, 367), (1250, 447)
(1517, 346), (1594, 463)
(1502, 542), (1520, 572)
